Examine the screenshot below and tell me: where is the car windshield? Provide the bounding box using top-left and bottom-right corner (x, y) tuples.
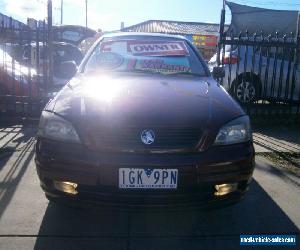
(84, 37), (207, 76)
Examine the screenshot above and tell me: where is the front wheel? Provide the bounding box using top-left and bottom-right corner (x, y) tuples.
(232, 77), (260, 103)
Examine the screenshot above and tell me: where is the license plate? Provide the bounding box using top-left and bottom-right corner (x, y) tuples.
(119, 168), (178, 189)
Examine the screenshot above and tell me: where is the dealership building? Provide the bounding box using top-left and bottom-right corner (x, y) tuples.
(122, 20), (227, 60)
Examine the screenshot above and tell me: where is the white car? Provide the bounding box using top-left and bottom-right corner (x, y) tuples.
(209, 44), (300, 103)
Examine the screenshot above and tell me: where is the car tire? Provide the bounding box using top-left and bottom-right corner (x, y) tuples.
(231, 74), (261, 103)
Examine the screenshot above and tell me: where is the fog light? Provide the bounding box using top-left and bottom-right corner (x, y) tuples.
(53, 181), (78, 195)
(214, 183), (238, 196)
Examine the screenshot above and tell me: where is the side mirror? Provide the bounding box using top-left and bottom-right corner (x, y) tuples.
(58, 61), (77, 79)
(212, 66), (225, 79)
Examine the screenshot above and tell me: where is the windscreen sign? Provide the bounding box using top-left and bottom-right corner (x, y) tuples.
(127, 41), (189, 56)
(91, 40), (191, 74)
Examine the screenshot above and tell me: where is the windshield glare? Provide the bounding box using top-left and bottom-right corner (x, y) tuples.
(84, 38), (206, 76)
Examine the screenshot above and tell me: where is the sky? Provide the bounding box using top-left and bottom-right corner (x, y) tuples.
(0, 0), (299, 31)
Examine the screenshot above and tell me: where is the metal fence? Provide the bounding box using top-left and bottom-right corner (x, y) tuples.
(214, 31), (300, 123)
(0, 22), (50, 118)
(1, 18), (300, 125)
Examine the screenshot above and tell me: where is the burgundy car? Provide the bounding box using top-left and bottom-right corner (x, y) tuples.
(35, 33), (255, 208)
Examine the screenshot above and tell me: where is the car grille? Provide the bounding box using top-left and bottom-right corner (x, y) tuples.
(84, 127), (203, 152)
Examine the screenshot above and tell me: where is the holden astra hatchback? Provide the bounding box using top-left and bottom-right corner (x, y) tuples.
(35, 33), (255, 208)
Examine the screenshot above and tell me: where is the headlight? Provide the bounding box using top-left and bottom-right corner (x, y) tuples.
(37, 111), (80, 143)
(214, 116), (251, 145)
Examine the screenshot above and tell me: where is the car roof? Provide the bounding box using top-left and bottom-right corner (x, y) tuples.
(101, 32), (188, 41)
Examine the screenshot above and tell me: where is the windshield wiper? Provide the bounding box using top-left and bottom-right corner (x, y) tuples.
(172, 72), (204, 77)
(124, 69), (204, 77)
(117, 69), (205, 77)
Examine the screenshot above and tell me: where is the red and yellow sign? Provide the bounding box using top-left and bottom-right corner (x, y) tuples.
(192, 35), (218, 47)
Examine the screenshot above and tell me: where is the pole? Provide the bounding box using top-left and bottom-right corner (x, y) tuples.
(60, 0), (63, 25)
(217, 0), (226, 66)
(85, 0), (88, 28)
(296, 11), (300, 41)
(47, 0), (53, 88)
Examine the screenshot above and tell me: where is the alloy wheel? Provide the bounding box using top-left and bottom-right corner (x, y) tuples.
(236, 81), (256, 103)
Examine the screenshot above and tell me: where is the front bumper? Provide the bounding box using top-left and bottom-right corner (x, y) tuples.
(35, 138), (255, 208)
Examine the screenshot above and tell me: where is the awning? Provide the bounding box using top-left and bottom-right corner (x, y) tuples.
(226, 1), (300, 37)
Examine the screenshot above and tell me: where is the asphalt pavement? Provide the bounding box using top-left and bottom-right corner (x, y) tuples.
(0, 136), (299, 250)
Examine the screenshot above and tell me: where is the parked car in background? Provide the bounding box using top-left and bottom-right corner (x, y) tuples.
(52, 25), (97, 47)
(209, 44), (300, 103)
(0, 48), (40, 100)
(35, 33), (255, 209)
(20, 42), (83, 86)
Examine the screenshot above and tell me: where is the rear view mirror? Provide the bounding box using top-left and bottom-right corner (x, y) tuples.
(59, 61), (77, 79)
(212, 66), (225, 79)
